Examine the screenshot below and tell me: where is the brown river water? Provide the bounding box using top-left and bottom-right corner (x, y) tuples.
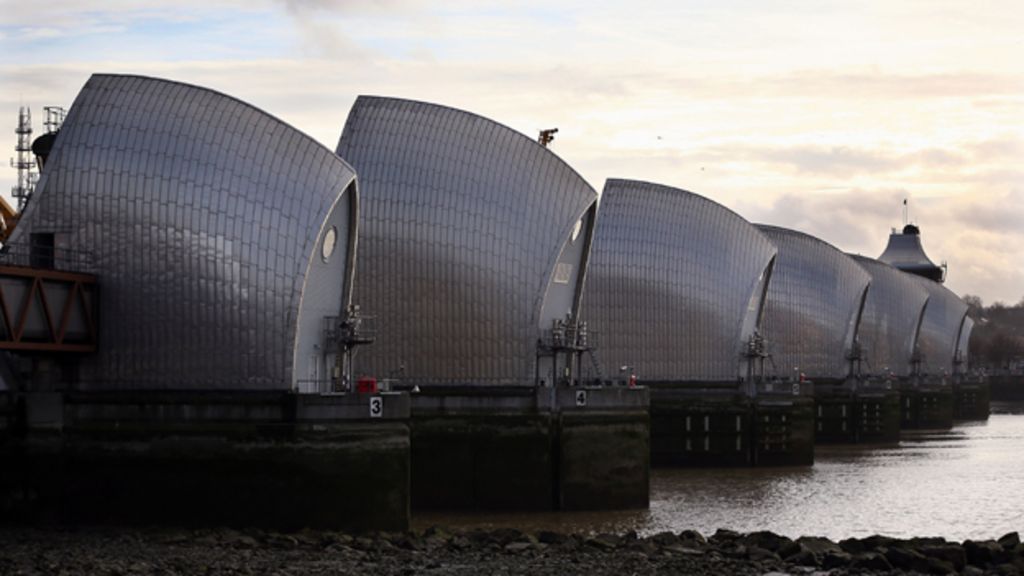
(414, 405), (1024, 541)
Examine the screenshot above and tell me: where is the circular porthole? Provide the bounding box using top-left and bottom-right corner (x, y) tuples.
(571, 219), (583, 243)
(321, 226), (338, 262)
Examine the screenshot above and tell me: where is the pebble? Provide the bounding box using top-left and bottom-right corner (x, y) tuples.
(2, 526), (1023, 575)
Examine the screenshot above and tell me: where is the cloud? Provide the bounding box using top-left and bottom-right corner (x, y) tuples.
(757, 71), (1024, 100)
(276, 0), (421, 15)
(747, 187), (909, 253)
(966, 137), (1024, 161)
(283, 14), (370, 59)
(950, 188), (1024, 239)
(0, 0), (1020, 303)
(737, 146), (904, 176)
(0, 0), (260, 28)
(16, 27), (64, 41)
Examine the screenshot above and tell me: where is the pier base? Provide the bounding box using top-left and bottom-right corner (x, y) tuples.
(752, 395), (815, 466)
(409, 386), (649, 511)
(1, 391), (411, 531)
(899, 386), (954, 430)
(650, 387), (814, 467)
(988, 375), (1024, 402)
(815, 387), (901, 444)
(953, 379), (990, 420)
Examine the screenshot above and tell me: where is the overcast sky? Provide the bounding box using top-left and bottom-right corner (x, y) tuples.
(0, 0), (1020, 304)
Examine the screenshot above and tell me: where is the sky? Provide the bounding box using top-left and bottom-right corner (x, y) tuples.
(0, 0), (1020, 304)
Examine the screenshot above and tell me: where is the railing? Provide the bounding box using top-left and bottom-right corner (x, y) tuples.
(0, 242), (96, 274)
(295, 379), (335, 395)
(756, 377), (816, 397)
(294, 378), (396, 395)
(539, 317), (593, 353)
(322, 312), (377, 349)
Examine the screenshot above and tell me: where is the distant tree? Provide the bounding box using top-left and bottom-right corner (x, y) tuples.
(963, 294), (984, 319)
(966, 295), (1024, 369)
(987, 331), (1024, 368)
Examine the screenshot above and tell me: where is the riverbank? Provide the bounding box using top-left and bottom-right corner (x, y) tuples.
(1, 526), (1021, 575)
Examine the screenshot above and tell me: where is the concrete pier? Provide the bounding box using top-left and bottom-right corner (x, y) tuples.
(952, 378), (990, 420)
(989, 375), (1024, 402)
(753, 394), (815, 466)
(899, 383), (954, 429)
(0, 391), (411, 531)
(409, 386), (649, 511)
(649, 385), (814, 467)
(814, 386), (901, 444)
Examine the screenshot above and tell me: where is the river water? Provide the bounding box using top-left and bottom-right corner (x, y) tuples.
(414, 406), (1024, 541)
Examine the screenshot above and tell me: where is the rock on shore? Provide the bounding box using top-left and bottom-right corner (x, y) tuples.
(0, 526), (1022, 575)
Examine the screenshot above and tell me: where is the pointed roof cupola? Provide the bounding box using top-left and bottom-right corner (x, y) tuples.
(878, 224), (945, 282)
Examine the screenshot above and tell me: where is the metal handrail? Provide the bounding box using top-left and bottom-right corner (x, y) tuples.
(0, 242), (96, 274)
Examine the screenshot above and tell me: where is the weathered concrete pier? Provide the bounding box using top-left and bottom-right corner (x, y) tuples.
(2, 390), (411, 531)
(814, 384), (901, 444)
(752, 391), (816, 466)
(989, 374), (1024, 402)
(953, 377), (991, 420)
(410, 386), (649, 511)
(899, 381), (954, 429)
(649, 385), (814, 467)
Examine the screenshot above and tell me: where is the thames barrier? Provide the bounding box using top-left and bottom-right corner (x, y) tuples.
(0, 74), (989, 531)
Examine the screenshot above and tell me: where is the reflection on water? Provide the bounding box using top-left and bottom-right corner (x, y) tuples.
(414, 413), (1024, 541)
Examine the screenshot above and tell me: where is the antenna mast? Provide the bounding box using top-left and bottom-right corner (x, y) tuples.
(10, 106), (36, 211)
(43, 106), (65, 134)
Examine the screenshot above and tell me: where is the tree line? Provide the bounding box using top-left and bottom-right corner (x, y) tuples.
(963, 294), (1024, 371)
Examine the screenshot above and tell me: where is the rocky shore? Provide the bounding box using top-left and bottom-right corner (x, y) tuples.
(1, 526), (1022, 575)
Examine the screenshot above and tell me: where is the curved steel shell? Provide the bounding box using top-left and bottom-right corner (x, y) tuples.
(848, 255), (930, 377)
(337, 96), (597, 386)
(910, 275), (969, 376)
(757, 225), (871, 381)
(957, 315), (974, 372)
(581, 180), (777, 383)
(9, 74), (358, 390)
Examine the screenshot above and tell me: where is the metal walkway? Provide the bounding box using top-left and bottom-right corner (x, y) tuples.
(0, 246), (97, 353)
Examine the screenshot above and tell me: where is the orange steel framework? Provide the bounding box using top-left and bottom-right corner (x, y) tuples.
(0, 263), (97, 352)
(0, 196), (18, 243)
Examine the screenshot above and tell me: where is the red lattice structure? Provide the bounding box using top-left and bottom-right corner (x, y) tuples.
(0, 263), (97, 353)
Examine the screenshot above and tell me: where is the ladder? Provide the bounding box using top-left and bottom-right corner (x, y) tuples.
(586, 347), (607, 384)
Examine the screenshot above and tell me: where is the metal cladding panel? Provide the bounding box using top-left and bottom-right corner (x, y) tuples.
(757, 225), (871, 381)
(337, 96), (597, 386)
(849, 255), (930, 377)
(581, 180), (777, 383)
(9, 74), (357, 390)
(911, 275), (969, 375)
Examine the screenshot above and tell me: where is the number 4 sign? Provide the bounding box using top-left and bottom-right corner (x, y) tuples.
(575, 390), (588, 407)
